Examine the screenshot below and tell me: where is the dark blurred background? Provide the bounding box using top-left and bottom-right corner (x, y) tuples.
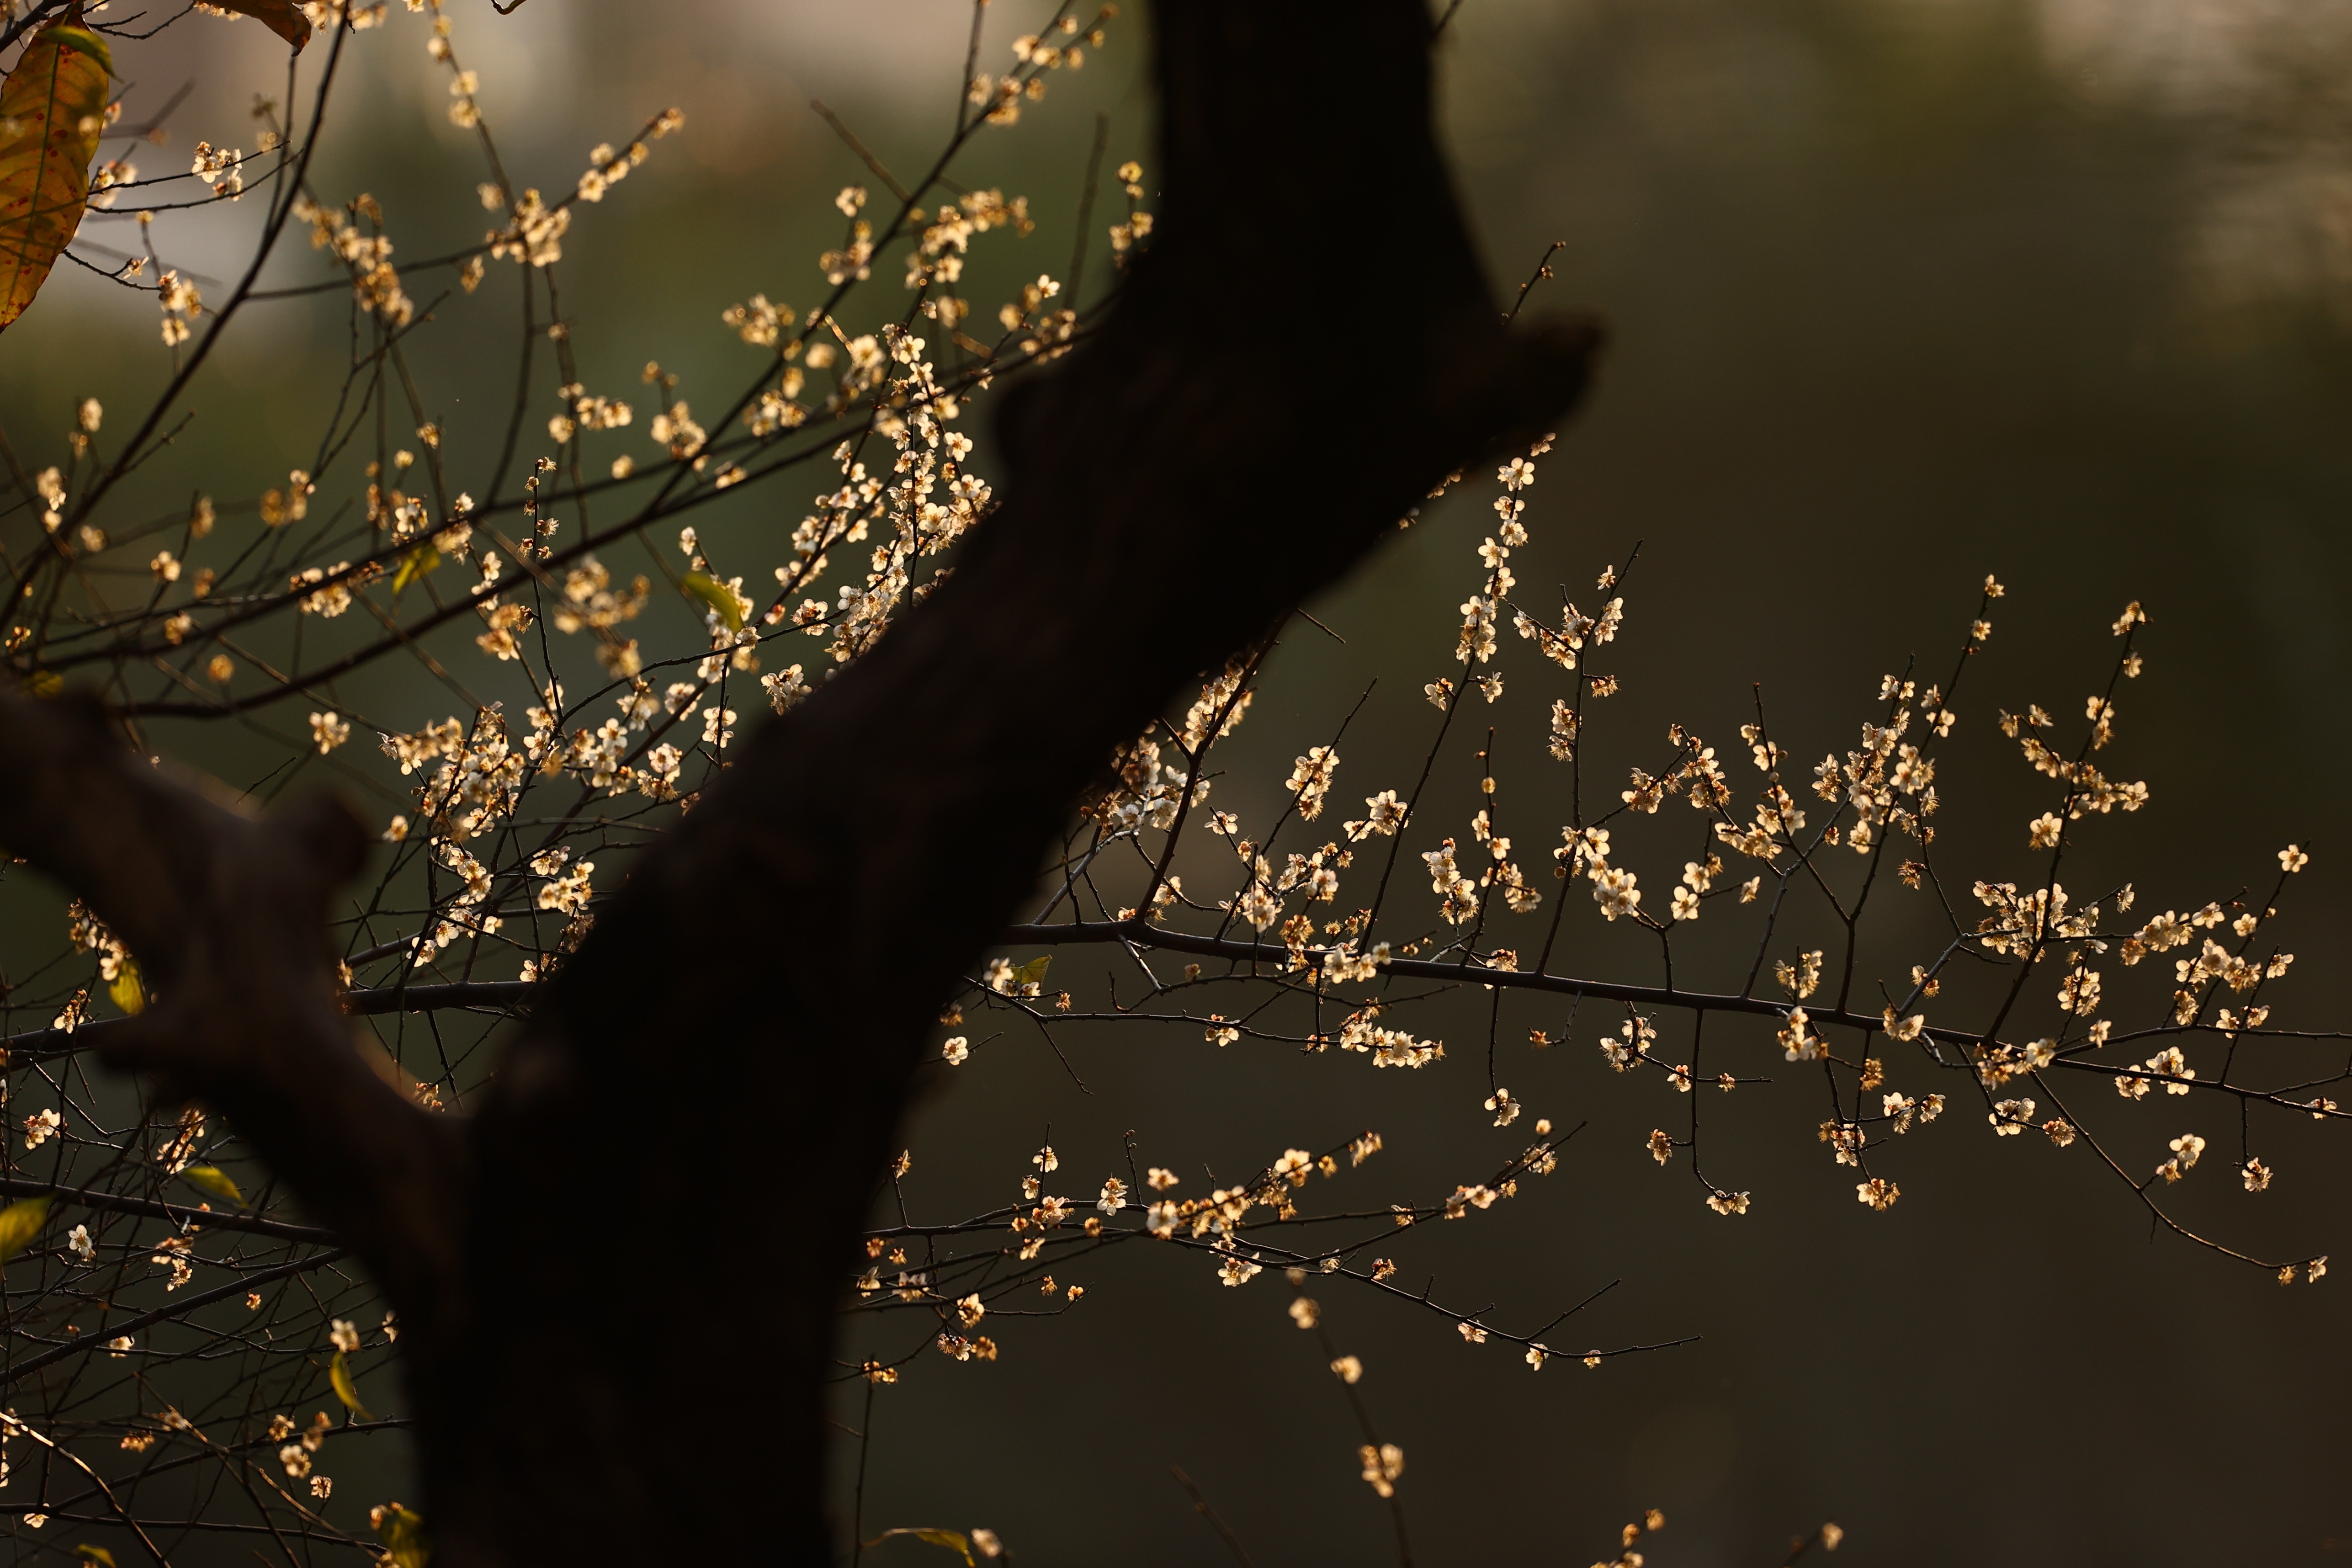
(11, 0), (2352, 1562)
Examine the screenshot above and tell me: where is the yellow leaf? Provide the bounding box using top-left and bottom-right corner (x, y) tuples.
(375, 1504), (428, 1568)
(73, 1547), (116, 1568)
(0, 1194), (51, 1264)
(680, 571), (744, 633)
(107, 956), (143, 1015)
(206, 0), (310, 49)
(861, 1529), (974, 1566)
(0, 20), (111, 333)
(24, 670), (63, 696)
(1010, 955), (1051, 990)
(329, 1350), (373, 1420)
(391, 544), (440, 594)
(181, 1164), (245, 1208)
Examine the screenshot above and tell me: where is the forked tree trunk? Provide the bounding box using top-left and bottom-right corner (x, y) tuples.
(0, 4), (1595, 1560)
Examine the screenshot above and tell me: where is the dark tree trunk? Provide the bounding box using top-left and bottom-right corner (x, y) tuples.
(0, 4), (1595, 1561)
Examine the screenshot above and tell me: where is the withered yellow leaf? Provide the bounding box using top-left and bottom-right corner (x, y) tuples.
(207, 0), (311, 50)
(0, 20), (112, 333)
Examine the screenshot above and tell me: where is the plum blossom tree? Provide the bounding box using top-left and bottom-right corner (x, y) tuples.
(0, 3), (2335, 1565)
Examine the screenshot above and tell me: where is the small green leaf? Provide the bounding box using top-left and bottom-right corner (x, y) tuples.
(679, 571), (745, 633)
(73, 1547), (117, 1568)
(391, 544), (441, 595)
(375, 1504), (428, 1568)
(1009, 955), (1051, 991)
(329, 1350), (373, 1420)
(181, 1164), (245, 1208)
(0, 1194), (52, 1264)
(861, 1529), (974, 1566)
(107, 956), (143, 1016)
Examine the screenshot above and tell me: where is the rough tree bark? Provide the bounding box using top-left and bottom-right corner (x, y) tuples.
(0, 4), (1597, 1561)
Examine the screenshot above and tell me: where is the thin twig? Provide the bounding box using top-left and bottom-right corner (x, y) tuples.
(813, 100), (914, 205)
(1170, 1466), (1257, 1568)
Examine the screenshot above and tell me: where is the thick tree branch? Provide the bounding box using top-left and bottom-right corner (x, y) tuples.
(432, 4), (1599, 1561)
(0, 692), (469, 1347)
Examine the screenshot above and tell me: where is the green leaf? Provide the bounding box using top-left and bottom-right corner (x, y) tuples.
(860, 1529), (974, 1566)
(0, 1194), (52, 1264)
(375, 1504), (428, 1568)
(73, 1547), (116, 1568)
(107, 956), (143, 1016)
(391, 544), (441, 595)
(181, 1164), (245, 1209)
(1010, 955), (1051, 990)
(329, 1350), (373, 1420)
(0, 19), (112, 334)
(679, 571), (744, 633)
(206, 0), (311, 49)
